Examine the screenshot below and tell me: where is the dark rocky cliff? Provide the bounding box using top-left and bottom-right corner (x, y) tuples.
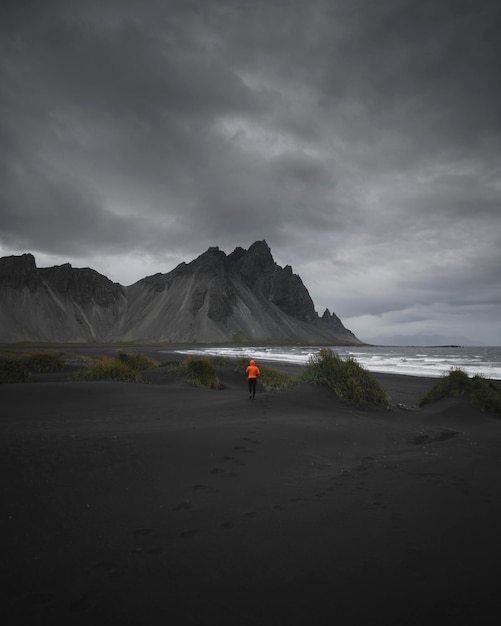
(0, 243), (361, 344)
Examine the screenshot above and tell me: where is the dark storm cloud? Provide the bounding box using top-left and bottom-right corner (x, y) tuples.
(1, 0), (500, 343)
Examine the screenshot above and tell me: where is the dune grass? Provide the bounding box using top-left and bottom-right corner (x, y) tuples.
(258, 363), (298, 391)
(0, 350), (65, 383)
(0, 358), (31, 383)
(77, 355), (142, 382)
(232, 357), (298, 391)
(301, 348), (391, 406)
(116, 350), (159, 370)
(77, 350), (159, 383)
(419, 368), (501, 414)
(24, 351), (65, 372)
(179, 355), (220, 389)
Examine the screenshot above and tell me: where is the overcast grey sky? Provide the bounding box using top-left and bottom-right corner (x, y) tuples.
(1, 0), (500, 345)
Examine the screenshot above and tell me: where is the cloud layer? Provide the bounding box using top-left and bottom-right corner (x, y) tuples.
(1, 0), (500, 344)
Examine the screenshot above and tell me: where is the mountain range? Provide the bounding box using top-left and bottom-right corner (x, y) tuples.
(0, 241), (361, 345)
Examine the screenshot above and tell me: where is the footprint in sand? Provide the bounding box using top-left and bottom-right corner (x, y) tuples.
(233, 445), (256, 454)
(25, 592), (55, 607)
(70, 593), (93, 613)
(92, 561), (123, 576)
(173, 500), (192, 511)
(405, 541), (422, 554)
(180, 529), (199, 539)
(223, 455), (243, 466)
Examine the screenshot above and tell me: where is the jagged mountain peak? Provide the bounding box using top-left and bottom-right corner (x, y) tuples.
(0, 243), (361, 344)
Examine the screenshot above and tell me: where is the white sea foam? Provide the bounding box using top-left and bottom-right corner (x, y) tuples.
(170, 345), (501, 380)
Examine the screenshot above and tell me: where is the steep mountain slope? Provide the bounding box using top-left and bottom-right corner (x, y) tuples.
(0, 242), (361, 344)
(0, 253), (127, 342)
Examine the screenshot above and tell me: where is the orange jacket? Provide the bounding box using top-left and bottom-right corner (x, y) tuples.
(246, 360), (260, 379)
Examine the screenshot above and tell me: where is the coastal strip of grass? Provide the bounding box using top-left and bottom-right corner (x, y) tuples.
(77, 350), (159, 383)
(77, 356), (141, 382)
(0, 348), (161, 385)
(300, 348), (391, 406)
(0, 349), (65, 383)
(419, 368), (501, 415)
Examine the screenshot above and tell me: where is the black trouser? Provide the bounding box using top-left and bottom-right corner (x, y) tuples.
(248, 377), (257, 397)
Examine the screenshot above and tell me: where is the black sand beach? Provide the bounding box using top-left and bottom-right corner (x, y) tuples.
(1, 349), (501, 625)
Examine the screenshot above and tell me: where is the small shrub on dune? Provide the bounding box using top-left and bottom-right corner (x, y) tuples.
(255, 364), (297, 391)
(24, 351), (65, 372)
(419, 368), (501, 414)
(234, 357), (251, 372)
(78, 356), (141, 383)
(231, 358), (297, 390)
(419, 368), (469, 406)
(210, 355), (234, 366)
(0, 358), (31, 384)
(116, 350), (158, 370)
(0, 350), (64, 382)
(179, 356), (220, 389)
(301, 348), (390, 406)
(469, 376), (501, 414)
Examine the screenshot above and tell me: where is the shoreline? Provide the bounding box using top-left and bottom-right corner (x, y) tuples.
(2, 343), (501, 382)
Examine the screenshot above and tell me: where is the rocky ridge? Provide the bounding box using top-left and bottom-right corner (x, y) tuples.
(0, 241), (361, 344)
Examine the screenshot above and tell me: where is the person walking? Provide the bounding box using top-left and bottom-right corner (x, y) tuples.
(246, 359), (261, 399)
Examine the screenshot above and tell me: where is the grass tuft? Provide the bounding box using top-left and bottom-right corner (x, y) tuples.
(179, 356), (220, 389)
(419, 368), (501, 414)
(0, 358), (32, 384)
(77, 356), (141, 383)
(232, 358), (298, 391)
(259, 364), (298, 390)
(301, 348), (390, 406)
(24, 351), (65, 372)
(116, 350), (159, 370)
(0, 349), (64, 383)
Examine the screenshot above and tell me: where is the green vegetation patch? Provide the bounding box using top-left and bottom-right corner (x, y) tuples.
(301, 348), (390, 406)
(0, 349), (65, 383)
(419, 368), (501, 414)
(179, 356), (220, 389)
(0, 358), (32, 384)
(77, 356), (142, 383)
(116, 350), (159, 370)
(24, 351), (65, 372)
(258, 364), (298, 391)
(232, 358), (297, 391)
(209, 354), (235, 366)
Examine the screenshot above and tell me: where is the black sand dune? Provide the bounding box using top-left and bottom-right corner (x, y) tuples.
(1, 352), (501, 625)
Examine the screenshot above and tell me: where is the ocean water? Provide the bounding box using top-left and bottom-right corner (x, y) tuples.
(173, 345), (501, 380)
